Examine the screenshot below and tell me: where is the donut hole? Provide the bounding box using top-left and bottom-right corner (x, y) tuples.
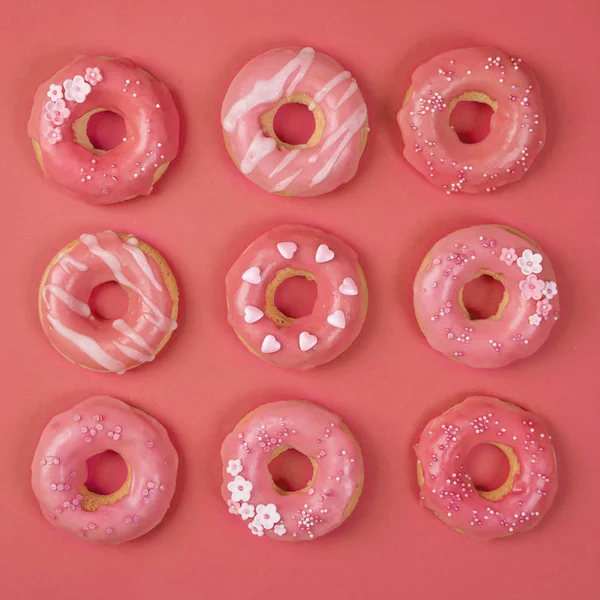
(84, 451), (129, 495)
(89, 282), (129, 320)
(272, 102), (316, 146)
(86, 110), (127, 151)
(449, 92), (497, 144)
(269, 448), (316, 494)
(460, 273), (507, 320)
(464, 443), (511, 493)
(274, 275), (318, 319)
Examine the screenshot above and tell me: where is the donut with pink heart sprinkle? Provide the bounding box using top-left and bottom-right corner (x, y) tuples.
(225, 224), (368, 370)
(413, 224), (559, 368)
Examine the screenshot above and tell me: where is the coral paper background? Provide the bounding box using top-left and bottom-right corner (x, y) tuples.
(0, 0), (598, 598)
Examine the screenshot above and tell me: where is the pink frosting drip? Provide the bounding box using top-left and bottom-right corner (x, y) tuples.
(225, 225), (367, 370)
(40, 231), (176, 373)
(413, 224), (559, 368)
(221, 401), (363, 541)
(221, 47), (368, 197)
(31, 396), (178, 544)
(398, 48), (546, 193)
(28, 55), (179, 204)
(415, 396), (558, 541)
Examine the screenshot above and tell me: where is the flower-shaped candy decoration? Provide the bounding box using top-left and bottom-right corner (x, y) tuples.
(63, 75), (91, 104)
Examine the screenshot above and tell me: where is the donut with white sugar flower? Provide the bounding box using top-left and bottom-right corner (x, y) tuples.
(221, 46), (369, 196)
(415, 396), (558, 540)
(225, 224), (368, 369)
(39, 231), (178, 373)
(413, 224), (559, 368)
(221, 400), (364, 541)
(28, 55), (179, 203)
(31, 396), (178, 543)
(397, 48), (546, 193)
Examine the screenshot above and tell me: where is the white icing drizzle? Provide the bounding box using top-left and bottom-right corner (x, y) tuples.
(58, 253), (88, 274)
(43, 284), (91, 318)
(113, 341), (154, 364)
(310, 104), (367, 187)
(240, 132), (277, 174)
(46, 315), (126, 373)
(271, 169), (303, 193)
(308, 71), (351, 110)
(333, 79), (358, 111)
(269, 149), (301, 178)
(222, 47), (316, 132)
(80, 234), (174, 333)
(122, 243), (164, 291)
(112, 319), (153, 353)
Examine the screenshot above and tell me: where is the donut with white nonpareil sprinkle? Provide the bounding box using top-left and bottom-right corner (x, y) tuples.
(28, 55), (179, 203)
(415, 396), (558, 540)
(397, 48), (546, 194)
(225, 224), (368, 369)
(221, 400), (364, 541)
(414, 224), (559, 368)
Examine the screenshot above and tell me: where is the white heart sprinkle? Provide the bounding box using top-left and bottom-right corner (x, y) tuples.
(244, 306), (264, 324)
(315, 244), (335, 263)
(339, 277), (358, 296)
(299, 331), (318, 352)
(242, 266), (261, 285)
(261, 335), (281, 354)
(277, 242), (297, 260)
(327, 310), (346, 329)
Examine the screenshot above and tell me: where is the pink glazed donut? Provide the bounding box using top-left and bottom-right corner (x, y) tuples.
(221, 400), (364, 541)
(415, 396), (558, 541)
(225, 224), (368, 369)
(414, 224), (559, 368)
(31, 396), (178, 543)
(28, 55), (179, 203)
(397, 48), (546, 194)
(39, 231), (178, 373)
(221, 47), (369, 197)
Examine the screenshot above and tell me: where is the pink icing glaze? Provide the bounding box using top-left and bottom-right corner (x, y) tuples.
(225, 225), (367, 370)
(397, 48), (546, 194)
(414, 225), (559, 368)
(28, 55), (179, 204)
(221, 47), (368, 196)
(221, 401), (363, 541)
(40, 231), (177, 373)
(415, 396), (558, 541)
(31, 396), (178, 543)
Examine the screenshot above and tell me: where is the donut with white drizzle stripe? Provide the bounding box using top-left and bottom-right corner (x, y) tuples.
(39, 231), (178, 373)
(225, 225), (368, 370)
(221, 47), (369, 197)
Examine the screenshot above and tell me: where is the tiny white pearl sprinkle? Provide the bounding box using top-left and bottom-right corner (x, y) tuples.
(155, 103), (161, 108)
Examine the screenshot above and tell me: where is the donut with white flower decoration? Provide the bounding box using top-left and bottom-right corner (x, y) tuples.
(222, 47), (369, 197)
(413, 224), (559, 368)
(415, 396), (558, 540)
(28, 55), (179, 203)
(221, 400), (364, 541)
(225, 224), (368, 370)
(397, 48), (546, 194)
(39, 231), (178, 373)
(31, 396), (178, 543)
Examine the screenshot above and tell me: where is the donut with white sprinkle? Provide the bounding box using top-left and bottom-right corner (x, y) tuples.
(414, 224), (559, 368)
(415, 396), (558, 541)
(221, 400), (364, 541)
(225, 225), (368, 369)
(397, 48), (546, 194)
(28, 55), (179, 203)
(31, 396), (178, 543)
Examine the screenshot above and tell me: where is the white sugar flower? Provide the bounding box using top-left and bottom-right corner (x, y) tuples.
(273, 524), (287, 536)
(528, 314), (542, 327)
(47, 83), (63, 101)
(226, 458), (243, 477)
(238, 502), (255, 520)
(63, 75), (91, 103)
(227, 475), (253, 502)
(542, 281), (558, 299)
(248, 519), (264, 537)
(254, 503), (281, 530)
(517, 249), (543, 276)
